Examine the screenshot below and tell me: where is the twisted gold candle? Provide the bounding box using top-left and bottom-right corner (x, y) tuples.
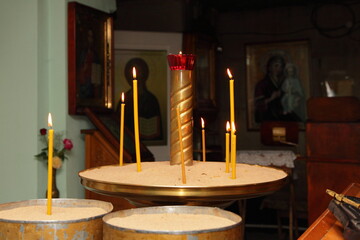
(168, 53), (195, 166)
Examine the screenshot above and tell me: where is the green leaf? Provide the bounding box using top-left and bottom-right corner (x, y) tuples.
(34, 152), (47, 160)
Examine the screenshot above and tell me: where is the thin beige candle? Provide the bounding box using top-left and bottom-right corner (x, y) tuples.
(176, 107), (186, 184)
(119, 92), (125, 166)
(231, 122), (237, 179)
(225, 121), (230, 173)
(201, 117), (206, 162)
(47, 113), (54, 215)
(132, 67), (142, 172)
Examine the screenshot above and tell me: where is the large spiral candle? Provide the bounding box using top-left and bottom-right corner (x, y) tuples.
(167, 53), (196, 166)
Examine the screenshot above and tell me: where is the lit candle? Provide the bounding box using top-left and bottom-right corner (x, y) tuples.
(47, 113), (54, 215)
(176, 107), (186, 184)
(231, 122), (237, 179)
(227, 68), (235, 127)
(225, 121), (230, 173)
(227, 68), (236, 176)
(133, 67), (142, 172)
(119, 92), (125, 166)
(201, 117), (206, 162)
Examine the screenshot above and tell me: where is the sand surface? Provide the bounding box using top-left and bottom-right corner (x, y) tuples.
(0, 205), (107, 221)
(79, 161), (287, 187)
(106, 213), (237, 231)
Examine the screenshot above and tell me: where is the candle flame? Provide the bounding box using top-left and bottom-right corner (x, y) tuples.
(227, 68), (233, 79)
(132, 67), (137, 79)
(121, 92), (125, 103)
(179, 51), (182, 54)
(226, 121), (231, 132)
(231, 122), (236, 133)
(201, 117), (205, 129)
(48, 113), (53, 128)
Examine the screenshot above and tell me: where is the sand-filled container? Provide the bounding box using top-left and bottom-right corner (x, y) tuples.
(0, 198), (113, 240)
(103, 205), (242, 240)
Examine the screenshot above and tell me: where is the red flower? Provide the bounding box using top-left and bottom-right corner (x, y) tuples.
(40, 128), (47, 135)
(63, 139), (73, 150)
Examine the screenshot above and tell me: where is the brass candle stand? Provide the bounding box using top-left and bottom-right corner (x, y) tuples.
(168, 53), (196, 166)
(79, 163), (288, 208)
(78, 53), (289, 210)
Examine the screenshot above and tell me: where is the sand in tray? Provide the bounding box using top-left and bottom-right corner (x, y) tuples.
(0, 205), (107, 221)
(79, 161), (287, 187)
(106, 213), (237, 231)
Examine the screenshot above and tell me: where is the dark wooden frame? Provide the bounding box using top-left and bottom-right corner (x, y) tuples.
(183, 33), (217, 111)
(68, 2), (114, 115)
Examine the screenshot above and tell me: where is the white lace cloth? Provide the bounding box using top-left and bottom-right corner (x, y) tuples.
(236, 150), (296, 168)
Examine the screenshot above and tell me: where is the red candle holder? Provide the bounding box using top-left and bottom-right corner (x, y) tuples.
(167, 54), (196, 71)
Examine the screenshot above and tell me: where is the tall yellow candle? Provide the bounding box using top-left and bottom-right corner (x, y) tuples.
(119, 92), (125, 166)
(227, 68), (235, 127)
(133, 67), (142, 172)
(227, 68), (236, 175)
(176, 107), (186, 184)
(47, 113), (54, 215)
(231, 122), (237, 179)
(225, 121), (230, 173)
(201, 117), (206, 162)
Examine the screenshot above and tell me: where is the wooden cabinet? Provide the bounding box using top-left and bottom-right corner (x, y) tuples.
(81, 107), (155, 211)
(182, 33), (222, 161)
(82, 129), (135, 211)
(306, 122), (360, 224)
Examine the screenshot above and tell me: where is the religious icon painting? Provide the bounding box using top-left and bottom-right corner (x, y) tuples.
(114, 49), (168, 146)
(68, 2), (114, 115)
(245, 40), (310, 130)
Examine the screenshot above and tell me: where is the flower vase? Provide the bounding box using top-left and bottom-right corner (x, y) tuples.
(45, 168), (60, 198)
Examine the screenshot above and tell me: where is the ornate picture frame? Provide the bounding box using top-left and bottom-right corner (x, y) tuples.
(245, 40), (310, 130)
(68, 2), (114, 115)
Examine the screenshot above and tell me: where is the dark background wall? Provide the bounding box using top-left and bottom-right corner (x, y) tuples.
(114, 0), (360, 155)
